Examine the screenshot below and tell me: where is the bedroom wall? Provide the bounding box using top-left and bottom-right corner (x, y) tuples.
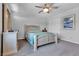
(48, 7), (79, 44)
(11, 16), (48, 39)
(48, 16), (60, 34)
(0, 3), (2, 56)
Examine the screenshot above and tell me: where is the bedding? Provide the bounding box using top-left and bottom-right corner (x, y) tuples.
(27, 32), (55, 46)
(24, 25), (57, 51)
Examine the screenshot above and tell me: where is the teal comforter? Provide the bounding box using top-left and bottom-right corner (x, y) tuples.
(27, 32), (54, 46)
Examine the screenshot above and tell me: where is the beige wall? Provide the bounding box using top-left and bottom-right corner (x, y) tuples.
(0, 3), (2, 56)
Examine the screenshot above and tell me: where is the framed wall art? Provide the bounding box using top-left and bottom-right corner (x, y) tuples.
(63, 14), (75, 29)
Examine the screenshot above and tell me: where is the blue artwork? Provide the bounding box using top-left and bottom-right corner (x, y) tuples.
(64, 16), (74, 29)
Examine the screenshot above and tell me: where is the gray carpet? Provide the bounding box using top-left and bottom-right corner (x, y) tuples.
(10, 40), (79, 56)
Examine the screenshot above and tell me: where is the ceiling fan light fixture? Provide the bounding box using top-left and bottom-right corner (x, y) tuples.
(43, 8), (49, 13)
(35, 3), (58, 13)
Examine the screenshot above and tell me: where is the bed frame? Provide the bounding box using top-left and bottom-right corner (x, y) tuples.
(24, 25), (58, 51)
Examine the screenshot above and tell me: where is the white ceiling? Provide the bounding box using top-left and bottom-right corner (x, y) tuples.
(8, 3), (79, 19)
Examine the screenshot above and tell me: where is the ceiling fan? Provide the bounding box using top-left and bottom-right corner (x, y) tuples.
(35, 3), (58, 13)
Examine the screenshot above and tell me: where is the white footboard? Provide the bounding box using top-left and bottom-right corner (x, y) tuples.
(34, 35), (37, 51)
(33, 33), (58, 51)
(55, 34), (58, 44)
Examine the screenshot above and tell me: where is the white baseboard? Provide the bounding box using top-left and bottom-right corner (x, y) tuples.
(61, 38), (79, 45)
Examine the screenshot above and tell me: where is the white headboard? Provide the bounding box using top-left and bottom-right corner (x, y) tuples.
(24, 25), (41, 33)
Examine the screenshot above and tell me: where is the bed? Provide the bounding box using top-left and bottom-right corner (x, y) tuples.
(24, 25), (58, 51)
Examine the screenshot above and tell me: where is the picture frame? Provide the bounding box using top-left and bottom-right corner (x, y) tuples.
(63, 14), (75, 30)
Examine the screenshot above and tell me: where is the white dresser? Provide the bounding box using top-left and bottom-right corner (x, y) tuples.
(3, 32), (17, 56)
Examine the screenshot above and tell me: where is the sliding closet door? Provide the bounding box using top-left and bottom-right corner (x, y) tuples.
(0, 3), (2, 56)
(0, 3), (11, 56)
(4, 4), (10, 32)
(3, 4), (12, 55)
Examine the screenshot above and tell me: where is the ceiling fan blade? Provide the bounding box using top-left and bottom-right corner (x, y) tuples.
(35, 6), (42, 8)
(38, 10), (43, 13)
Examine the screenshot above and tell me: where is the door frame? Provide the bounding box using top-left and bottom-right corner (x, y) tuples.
(1, 3), (4, 56)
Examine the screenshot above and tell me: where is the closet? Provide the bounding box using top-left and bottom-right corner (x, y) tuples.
(3, 4), (17, 56)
